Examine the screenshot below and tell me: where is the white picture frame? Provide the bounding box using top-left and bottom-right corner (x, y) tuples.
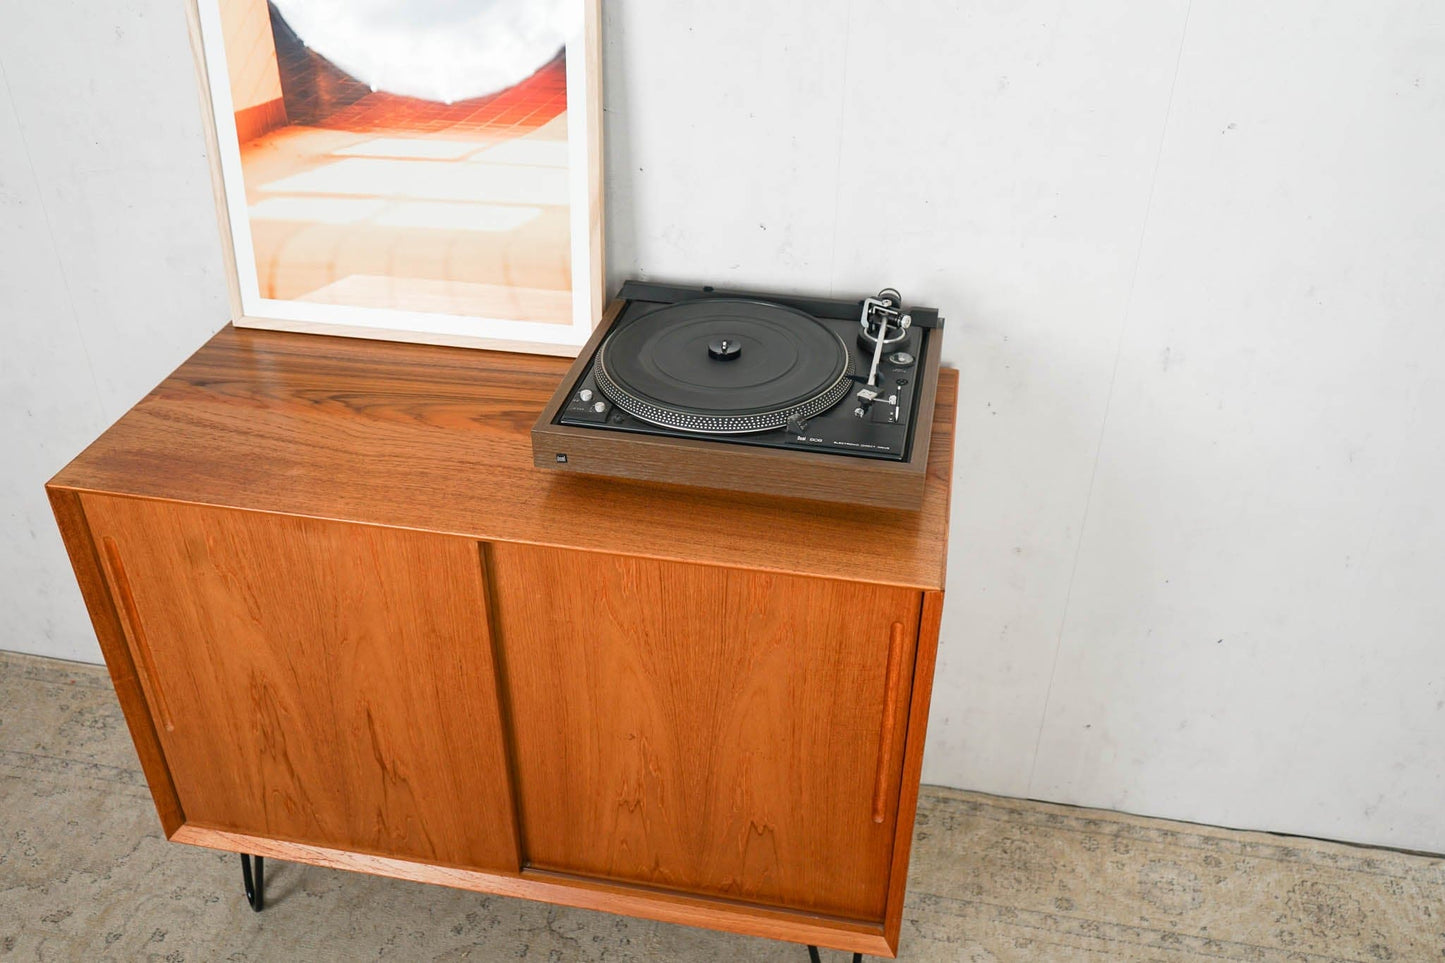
(183, 0), (604, 357)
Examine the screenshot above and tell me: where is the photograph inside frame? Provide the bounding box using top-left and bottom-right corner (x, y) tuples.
(201, 0), (593, 337)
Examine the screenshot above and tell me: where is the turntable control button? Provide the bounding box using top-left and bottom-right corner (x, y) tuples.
(578, 388), (594, 402)
(787, 416), (808, 434)
(592, 400), (608, 414)
(888, 351), (916, 366)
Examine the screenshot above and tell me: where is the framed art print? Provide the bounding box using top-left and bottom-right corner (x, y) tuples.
(185, 0), (603, 356)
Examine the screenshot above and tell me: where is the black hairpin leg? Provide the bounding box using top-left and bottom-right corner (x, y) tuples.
(806, 947), (863, 963)
(240, 853), (264, 911)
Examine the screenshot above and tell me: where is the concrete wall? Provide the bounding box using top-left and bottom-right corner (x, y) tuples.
(1, 1), (230, 661)
(4, 0), (1443, 852)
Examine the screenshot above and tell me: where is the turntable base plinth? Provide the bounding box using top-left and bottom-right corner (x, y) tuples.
(535, 283), (948, 509)
(46, 316), (956, 958)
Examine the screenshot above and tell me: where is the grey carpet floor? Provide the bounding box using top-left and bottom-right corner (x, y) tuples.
(2, 649), (1443, 962)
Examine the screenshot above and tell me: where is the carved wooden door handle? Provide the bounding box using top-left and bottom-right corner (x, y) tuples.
(872, 620), (906, 823)
(101, 536), (175, 732)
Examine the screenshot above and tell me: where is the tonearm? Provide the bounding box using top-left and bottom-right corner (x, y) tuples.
(854, 288), (910, 417)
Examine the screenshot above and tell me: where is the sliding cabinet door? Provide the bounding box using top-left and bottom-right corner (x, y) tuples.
(84, 495), (518, 872)
(490, 543), (921, 921)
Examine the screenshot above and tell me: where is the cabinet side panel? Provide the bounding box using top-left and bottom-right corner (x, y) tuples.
(80, 495), (519, 873)
(491, 542), (921, 921)
(882, 589), (946, 952)
(45, 486), (186, 836)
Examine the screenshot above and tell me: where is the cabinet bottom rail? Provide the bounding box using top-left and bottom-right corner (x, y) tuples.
(230, 849), (877, 958)
(184, 824), (891, 954)
(232, 856), (869, 961)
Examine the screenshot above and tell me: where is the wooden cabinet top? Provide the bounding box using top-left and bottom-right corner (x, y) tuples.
(51, 322), (957, 589)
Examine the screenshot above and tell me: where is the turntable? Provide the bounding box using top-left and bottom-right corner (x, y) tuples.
(532, 281), (946, 509)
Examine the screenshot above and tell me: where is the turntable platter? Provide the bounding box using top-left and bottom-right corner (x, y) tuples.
(594, 298), (852, 434)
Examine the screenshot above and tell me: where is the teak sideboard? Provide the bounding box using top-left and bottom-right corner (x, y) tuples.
(47, 322), (956, 959)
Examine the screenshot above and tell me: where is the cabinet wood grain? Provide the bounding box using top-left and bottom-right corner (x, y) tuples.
(489, 543), (920, 921)
(82, 495), (519, 872)
(48, 323), (954, 590)
(47, 319), (957, 957)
